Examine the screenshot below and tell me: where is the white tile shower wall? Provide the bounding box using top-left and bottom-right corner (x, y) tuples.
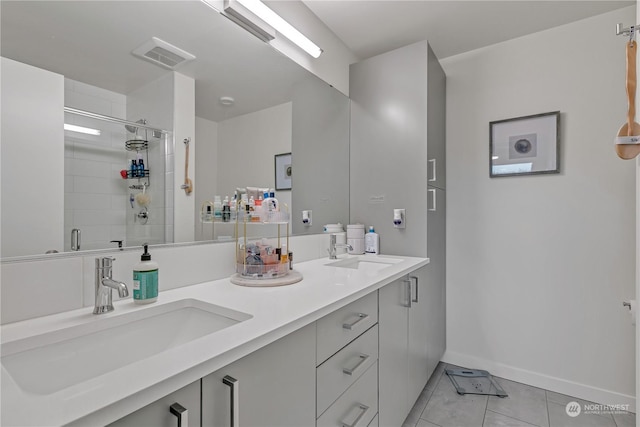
(64, 78), (129, 251)
(1, 233), (328, 324)
(127, 73), (174, 247)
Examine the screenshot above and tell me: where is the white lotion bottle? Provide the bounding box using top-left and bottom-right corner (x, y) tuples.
(365, 226), (379, 254)
(133, 244), (158, 304)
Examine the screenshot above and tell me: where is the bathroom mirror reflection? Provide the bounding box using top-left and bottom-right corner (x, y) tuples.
(0, 0), (349, 258)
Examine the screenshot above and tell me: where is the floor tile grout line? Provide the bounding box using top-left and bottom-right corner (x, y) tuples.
(545, 390), (551, 427)
(485, 409), (542, 427)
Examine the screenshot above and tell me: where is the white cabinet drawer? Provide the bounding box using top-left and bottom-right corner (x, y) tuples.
(317, 324), (378, 417)
(367, 414), (378, 427)
(317, 292), (378, 364)
(316, 361), (378, 427)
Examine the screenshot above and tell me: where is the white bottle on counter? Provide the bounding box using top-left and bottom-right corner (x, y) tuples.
(365, 226), (379, 254)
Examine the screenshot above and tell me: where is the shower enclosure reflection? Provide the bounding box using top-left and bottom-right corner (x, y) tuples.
(63, 108), (170, 252)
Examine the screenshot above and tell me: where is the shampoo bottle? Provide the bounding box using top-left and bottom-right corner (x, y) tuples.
(365, 226), (379, 254)
(133, 244), (158, 304)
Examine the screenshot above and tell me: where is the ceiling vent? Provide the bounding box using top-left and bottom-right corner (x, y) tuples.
(132, 37), (195, 70)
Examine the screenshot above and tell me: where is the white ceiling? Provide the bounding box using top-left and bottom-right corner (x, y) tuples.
(1, 1), (313, 122)
(302, 0), (634, 60)
(1, 0), (634, 124)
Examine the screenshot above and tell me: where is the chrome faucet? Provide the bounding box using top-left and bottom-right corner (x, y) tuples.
(328, 234), (353, 260)
(94, 257), (129, 314)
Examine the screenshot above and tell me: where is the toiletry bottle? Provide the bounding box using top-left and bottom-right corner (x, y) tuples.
(130, 159), (137, 178)
(133, 244), (158, 304)
(365, 226), (379, 254)
(222, 196), (230, 222)
(138, 158), (145, 177)
(213, 195), (222, 220)
(230, 195), (237, 221)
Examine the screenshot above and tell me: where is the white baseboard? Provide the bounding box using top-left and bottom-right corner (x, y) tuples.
(442, 350), (636, 413)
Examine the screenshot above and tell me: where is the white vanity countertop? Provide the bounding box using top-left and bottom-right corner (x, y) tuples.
(1, 254), (428, 426)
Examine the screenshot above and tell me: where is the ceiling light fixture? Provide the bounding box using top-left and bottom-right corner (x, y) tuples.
(227, 0), (322, 58)
(64, 124), (101, 136)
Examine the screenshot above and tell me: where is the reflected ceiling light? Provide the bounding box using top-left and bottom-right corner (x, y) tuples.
(64, 124), (101, 136)
(231, 0), (322, 58)
(492, 155), (499, 160)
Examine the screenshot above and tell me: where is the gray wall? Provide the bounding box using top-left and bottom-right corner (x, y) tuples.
(292, 78), (350, 234)
(350, 41), (444, 257)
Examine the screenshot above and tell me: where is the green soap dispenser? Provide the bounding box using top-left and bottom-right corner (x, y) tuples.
(133, 243), (158, 304)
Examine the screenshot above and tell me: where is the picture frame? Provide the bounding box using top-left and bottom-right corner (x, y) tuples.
(489, 111), (560, 178)
(274, 152), (292, 191)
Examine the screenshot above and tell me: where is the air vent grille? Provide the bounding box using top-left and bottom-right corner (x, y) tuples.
(132, 37), (195, 70)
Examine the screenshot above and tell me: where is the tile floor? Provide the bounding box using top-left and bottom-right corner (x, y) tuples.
(402, 363), (636, 427)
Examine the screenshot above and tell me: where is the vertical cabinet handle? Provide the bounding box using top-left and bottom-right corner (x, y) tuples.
(343, 354), (370, 376)
(410, 275), (419, 303)
(428, 189), (436, 212)
(71, 228), (81, 251)
(428, 159), (436, 182)
(402, 279), (412, 308)
(169, 402), (188, 427)
(343, 313), (369, 330)
(341, 404), (370, 427)
(223, 375), (239, 427)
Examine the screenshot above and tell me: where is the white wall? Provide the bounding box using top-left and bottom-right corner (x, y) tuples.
(64, 78), (128, 251)
(636, 0), (640, 417)
(443, 6), (637, 408)
(217, 102), (292, 211)
(1, 58), (64, 256)
(0, 233), (328, 324)
(173, 73), (196, 243)
(195, 117), (219, 241)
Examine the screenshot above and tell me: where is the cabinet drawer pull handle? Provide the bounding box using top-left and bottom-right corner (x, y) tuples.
(341, 404), (370, 427)
(343, 313), (369, 330)
(428, 159), (436, 182)
(428, 189), (436, 211)
(169, 402), (188, 427)
(410, 275), (419, 303)
(402, 279), (412, 308)
(343, 353), (370, 376)
(223, 375), (239, 427)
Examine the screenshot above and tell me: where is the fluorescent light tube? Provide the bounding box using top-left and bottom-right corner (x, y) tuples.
(235, 0), (322, 58)
(64, 124), (101, 136)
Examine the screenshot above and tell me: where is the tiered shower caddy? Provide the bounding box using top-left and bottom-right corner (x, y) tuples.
(230, 203), (303, 287)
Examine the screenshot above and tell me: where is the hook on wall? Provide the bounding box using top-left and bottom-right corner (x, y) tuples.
(617, 22), (639, 42)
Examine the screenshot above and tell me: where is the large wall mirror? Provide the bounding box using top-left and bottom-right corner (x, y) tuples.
(1, 0), (349, 259)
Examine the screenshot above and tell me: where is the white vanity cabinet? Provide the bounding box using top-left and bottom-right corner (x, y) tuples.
(315, 292), (379, 426)
(107, 380), (201, 427)
(201, 323), (316, 427)
(105, 264), (440, 427)
(379, 268), (436, 427)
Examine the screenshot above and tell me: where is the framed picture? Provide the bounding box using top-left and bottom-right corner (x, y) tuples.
(489, 111), (560, 178)
(274, 152), (292, 191)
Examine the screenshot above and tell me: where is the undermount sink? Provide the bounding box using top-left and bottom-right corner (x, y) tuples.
(1, 299), (252, 395)
(326, 256), (403, 271)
